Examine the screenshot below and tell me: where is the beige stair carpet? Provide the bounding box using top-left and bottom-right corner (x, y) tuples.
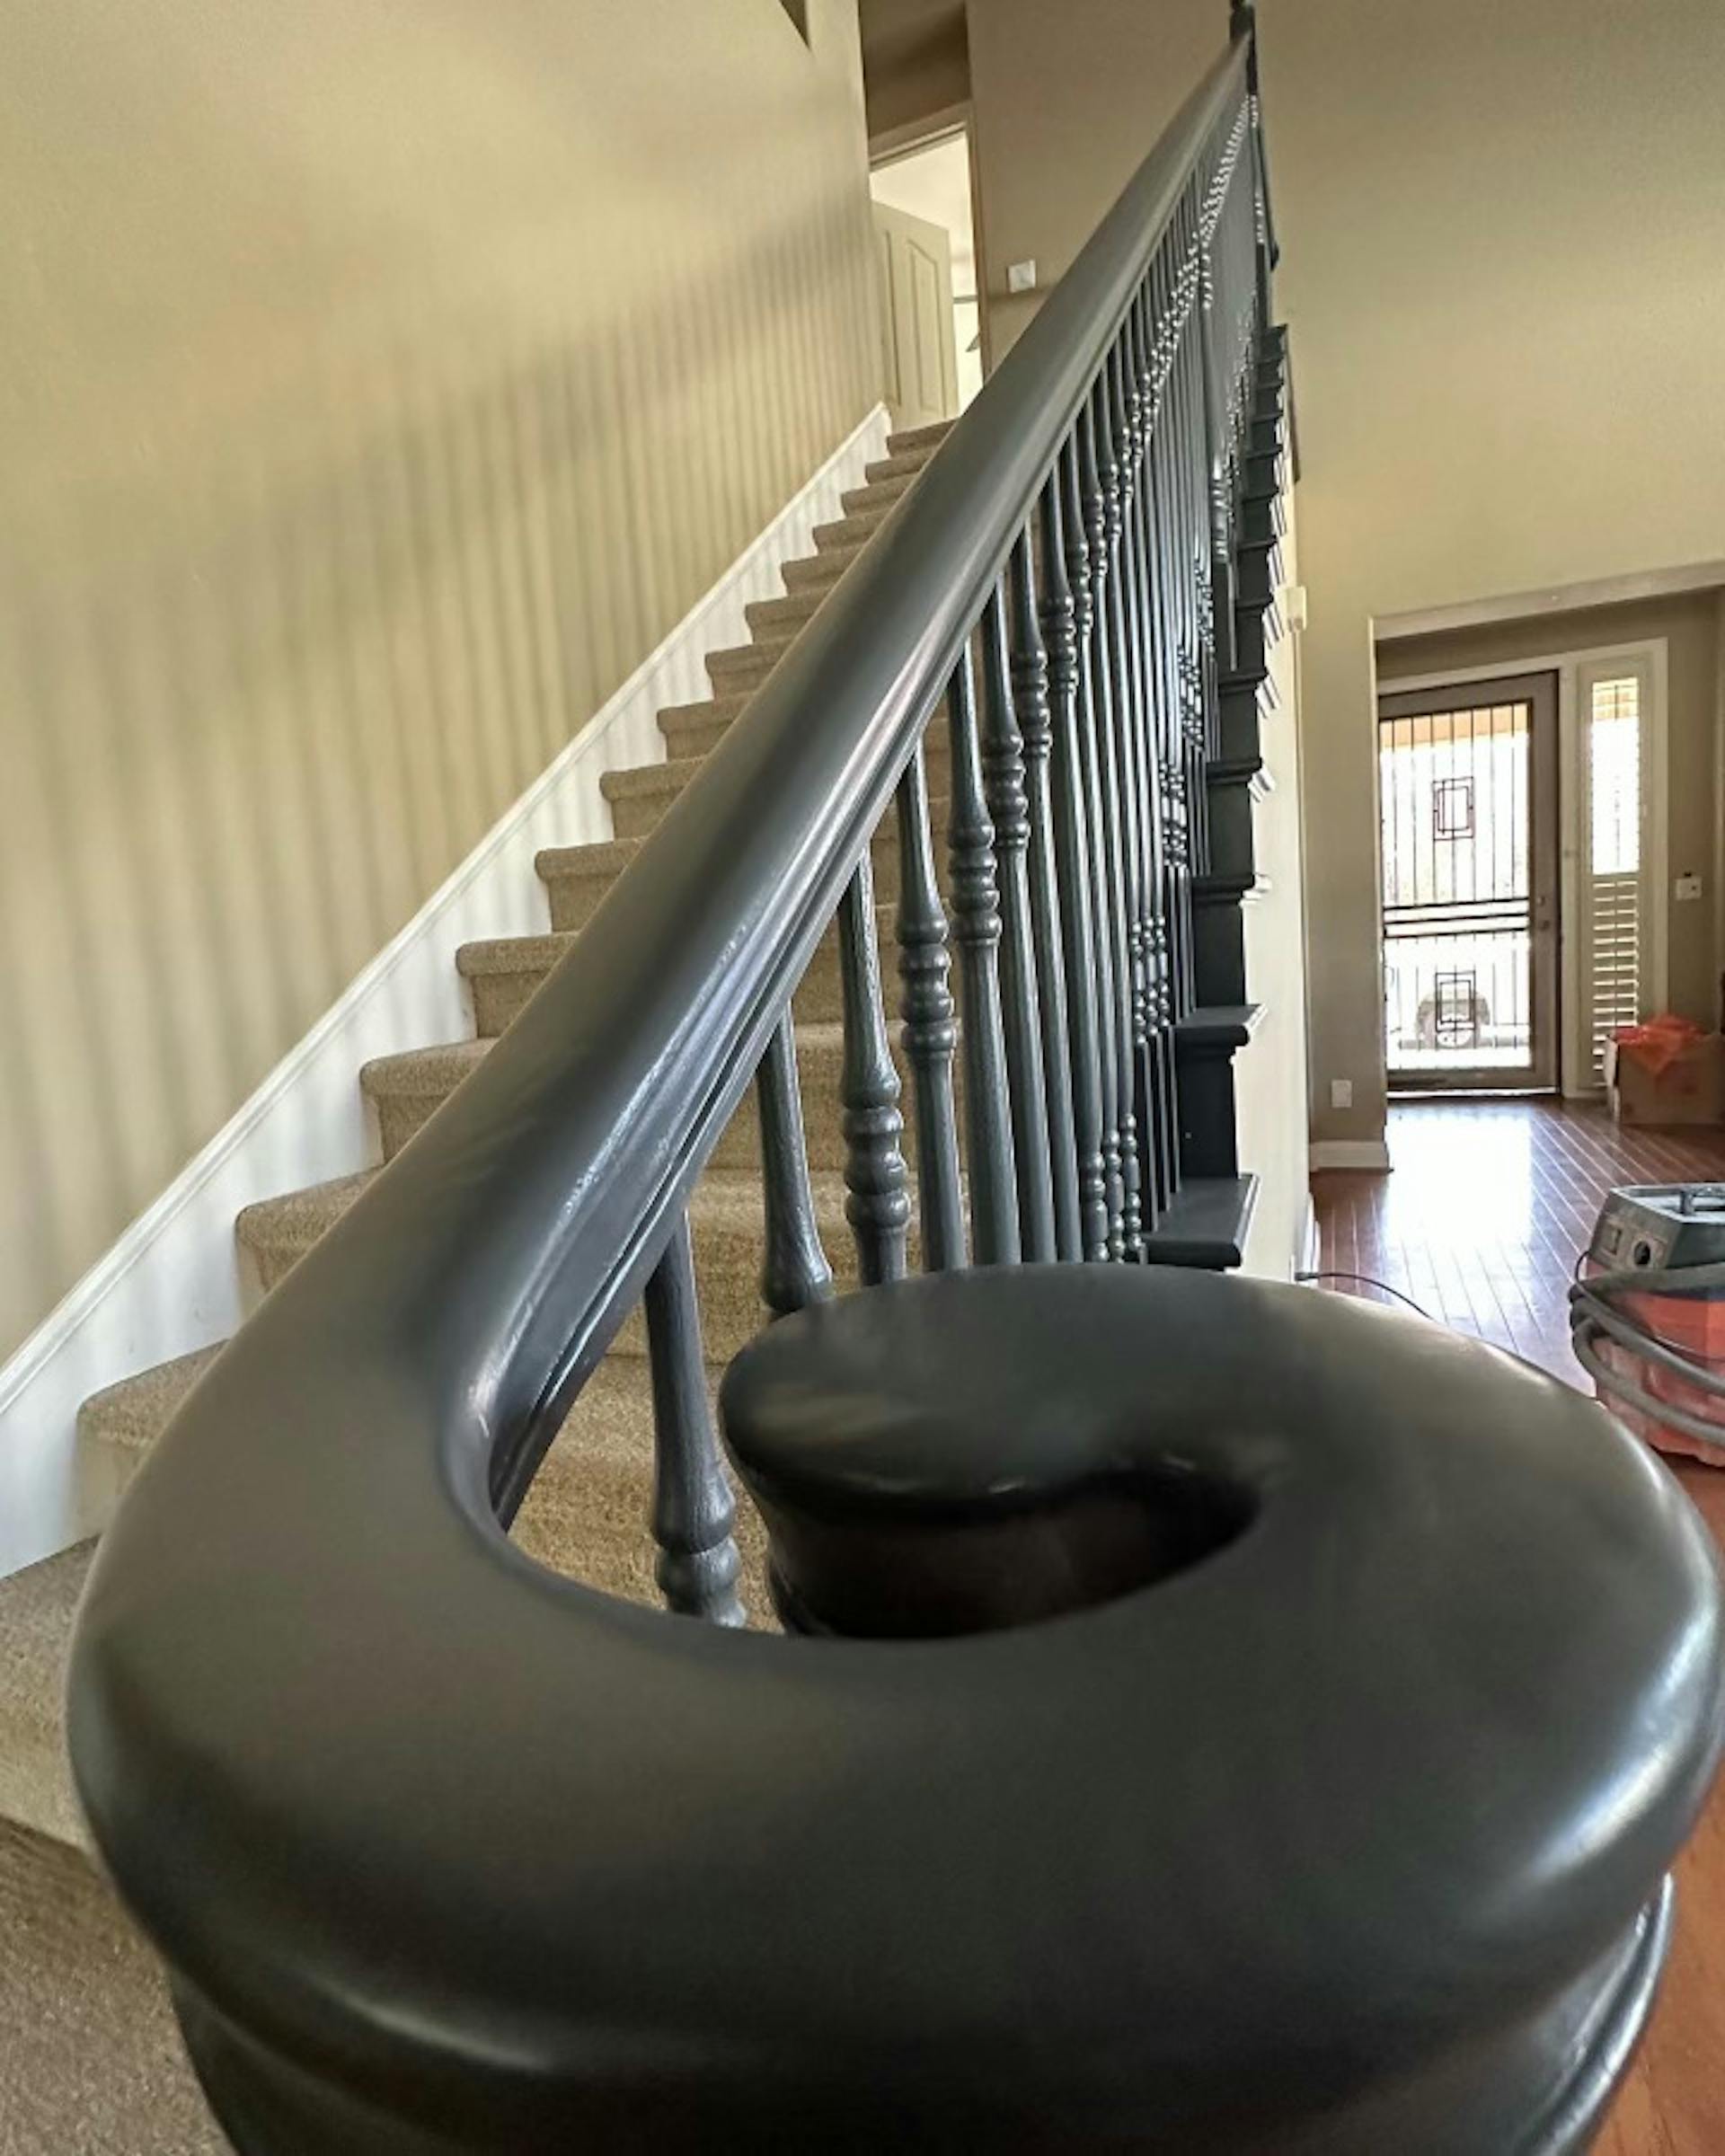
(0, 1820), (229, 2154)
(0, 422), (951, 2152)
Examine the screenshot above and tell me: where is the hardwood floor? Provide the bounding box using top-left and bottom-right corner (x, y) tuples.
(1313, 1097), (1725, 2154)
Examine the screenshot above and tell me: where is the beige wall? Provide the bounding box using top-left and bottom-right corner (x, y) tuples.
(0, 0), (879, 1360)
(962, 0), (1725, 1153)
(1380, 593), (1724, 1032)
(967, 0), (1217, 358)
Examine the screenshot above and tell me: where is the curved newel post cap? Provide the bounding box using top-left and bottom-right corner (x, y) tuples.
(722, 1266), (1725, 2151)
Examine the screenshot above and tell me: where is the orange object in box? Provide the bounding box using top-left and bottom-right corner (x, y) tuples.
(1592, 1282), (1725, 1464)
(1606, 1020), (1725, 1127)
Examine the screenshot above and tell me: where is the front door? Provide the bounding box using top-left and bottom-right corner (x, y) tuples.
(1378, 672), (1560, 1091)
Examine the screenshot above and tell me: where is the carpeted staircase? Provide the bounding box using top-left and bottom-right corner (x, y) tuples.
(0, 420), (951, 2151)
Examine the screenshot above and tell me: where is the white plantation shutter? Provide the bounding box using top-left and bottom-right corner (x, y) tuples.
(1583, 672), (1646, 1082)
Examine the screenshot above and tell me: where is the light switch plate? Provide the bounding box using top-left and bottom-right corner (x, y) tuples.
(1676, 873), (1703, 903)
(1330, 1078), (1353, 1110)
(1007, 259), (1038, 295)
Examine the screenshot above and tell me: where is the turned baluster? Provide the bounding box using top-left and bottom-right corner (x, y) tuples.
(645, 1213), (744, 1626)
(980, 584), (1056, 1260)
(1039, 464), (1110, 1262)
(895, 740), (967, 1270)
(1009, 526), (1084, 1263)
(756, 1013), (835, 1319)
(1092, 364), (1147, 1256)
(947, 642), (1021, 1265)
(1075, 409), (1129, 1259)
(838, 853), (911, 1284)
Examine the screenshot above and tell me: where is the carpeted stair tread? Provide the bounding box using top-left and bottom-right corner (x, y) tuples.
(782, 543), (862, 593)
(600, 756), (706, 805)
(864, 449), (935, 484)
(659, 703), (756, 762)
(0, 1818), (228, 2152)
(602, 756), (706, 838)
(812, 508), (890, 553)
(887, 419), (954, 457)
(659, 697), (752, 756)
(76, 1343), (223, 1458)
(840, 472), (915, 517)
(745, 589), (825, 638)
(658, 692), (750, 731)
(456, 931), (575, 1034)
(361, 1036), (492, 1099)
(361, 1038), (494, 1159)
(705, 641), (782, 694)
(0, 1544), (96, 1848)
(234, 1170), (378, 1294)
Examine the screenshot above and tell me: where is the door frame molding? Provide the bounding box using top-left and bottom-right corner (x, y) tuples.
(1380, 641), (1669, 1098)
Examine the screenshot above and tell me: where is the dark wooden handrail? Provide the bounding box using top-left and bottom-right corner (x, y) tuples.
(62, 12), (1715, 2151)
(67, 26), (1260, 2138)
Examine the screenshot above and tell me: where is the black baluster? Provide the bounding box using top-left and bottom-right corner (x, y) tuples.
(645, 1212), (744, 1627)
(1195, 146), (1239, 713)
(1158, 221), (1199, 1021)
(1009, 526), (1084, 1262)
(1091, 369), (1146, 1259)
(1073, 415), (1127, 1259)
(1106, 336), (1160, 1235)
(1039, 467), (1110, 1262)
(947, 642), (1021, 1265)
(838, 853), (911, 1284)
(1129, 282), (1181, 1213)
(980, 585), (1056, 1260)
(756, 1013), (835, 1318)
(1182, 254), (1216, 890)
(896, 741), (967, 1271)
(1148, 245), (1185, 1028)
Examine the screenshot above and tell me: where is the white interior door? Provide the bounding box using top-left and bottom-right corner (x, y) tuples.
(871, 200), (959, 437)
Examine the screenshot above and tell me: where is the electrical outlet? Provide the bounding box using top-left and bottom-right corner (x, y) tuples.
(1330, 1078), (1353, 1110)
(1006, 259), (1038, 295)
(1676, 872), (1703, 903)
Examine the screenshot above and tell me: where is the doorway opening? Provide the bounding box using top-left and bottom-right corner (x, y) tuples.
(1378, 675), (1560, 1091)
(1375, 635), (1672, 1100)
(868, 129), (982, 435)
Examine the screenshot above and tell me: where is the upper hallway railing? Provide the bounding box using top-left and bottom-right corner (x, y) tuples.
(60, 11), (1332, 2145)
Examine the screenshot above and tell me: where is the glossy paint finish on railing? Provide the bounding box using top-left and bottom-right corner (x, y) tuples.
(61, 18), (1311, 2147)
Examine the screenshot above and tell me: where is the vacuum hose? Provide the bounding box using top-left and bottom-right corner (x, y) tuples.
(1570, 1258), (1725, 1453)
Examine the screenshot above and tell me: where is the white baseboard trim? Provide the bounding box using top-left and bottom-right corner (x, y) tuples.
(1309, 1139), (1393, 1172)
(0, 404), (890, 1579)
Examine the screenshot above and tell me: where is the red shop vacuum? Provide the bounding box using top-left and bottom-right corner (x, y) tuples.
(1571, 1186), (1725, 1464)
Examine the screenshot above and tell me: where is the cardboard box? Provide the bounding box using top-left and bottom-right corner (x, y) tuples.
(1606, 1033), (1725, 1127)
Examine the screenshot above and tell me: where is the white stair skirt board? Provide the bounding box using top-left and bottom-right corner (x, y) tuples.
(0, 404), (891, 1580)
(1309, 1139), (1393, 1172)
